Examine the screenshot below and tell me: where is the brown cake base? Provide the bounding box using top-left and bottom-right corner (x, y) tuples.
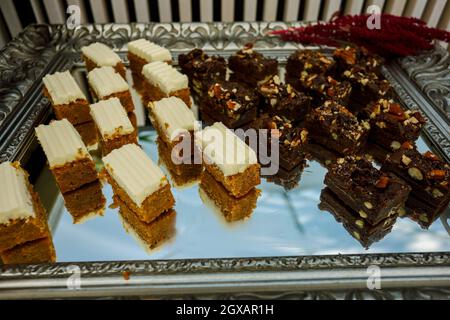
(0, 237), (56, 265)
(83, 55), (126, 79)
(62, 180), (106, 224)
(52, 157), (98, 194)
(104, 171), (175, 223)
(128, 52), (172, 76)
(205, 163), (260, 198)
(74, 121), (98, 148)
(102, 131), (138, 156)
(114, 195), (176, 249)
(199, 170), (260, 222)
(43, 87), (92, 125)
(142, 80), (191, 108)
(0, 184), (50, 252)
(157, 137), (202, 186)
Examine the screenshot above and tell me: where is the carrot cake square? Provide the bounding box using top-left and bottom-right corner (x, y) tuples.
(0, 237), (56, 265)
(0, 162), (53, 252)
(141, 61), (191, 107)
(127, 39), (172, 76)
(81, 42), (126, 79)
(43, 71), (92, 125)
(114, 195), (176, 250)
(90, 97), (138, 156)
(199, 170), (260, 222)
(62, 180), (106, 224)
(148, 97), (202, 184)
(35, 119), (99, 193)
(74, 121), (98, 150)
(196, 122), (261, 198)
(102, 143), (175, 223)
(87, 66), (135, 113)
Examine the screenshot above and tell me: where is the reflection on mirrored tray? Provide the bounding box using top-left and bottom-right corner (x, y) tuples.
(35, 129), (449, 263)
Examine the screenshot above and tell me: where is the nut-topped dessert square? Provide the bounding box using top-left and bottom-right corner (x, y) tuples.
(102, 143), (175, 224)
(43, 71), (91, 125)
(257, 75), (312, 122)
(201, 82), (259, 129)
(141, 61), (191, 107)
(178, 48), (227, 99)
(81, 42), (126, 78)
(0, 162), (54, 255)
(382, 144), (450, 228)
(90, 97), (138, 156)
(286, 49), (335, 77)
(324, 156), (411, 226)
(333, 45), (384, 76)
(87, 66), (135, 113)
(35, 119), (99, 194)
(228, 44), (278, 86)
(305, 101), (371, 156)
(148, 97), (202, 185)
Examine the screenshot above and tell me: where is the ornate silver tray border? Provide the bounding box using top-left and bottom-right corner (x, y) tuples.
(0, 22), (449, 299)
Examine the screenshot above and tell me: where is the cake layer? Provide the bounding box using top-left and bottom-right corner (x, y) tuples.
(128, 39), (171, 63)
(102, 144), (168, 207)
(0, 162), (34, 224)
(88, 66), (129, 98)
(90, 97), (134, 139)
(43, 71), (86, 105)
(0, 237), (56, 265)
(149, 97), (197, 142)
(81, 42), (121, 67)
(35, 119), (91, 168)
(196, 122), (258, 177)
(142, 61), (188, 94)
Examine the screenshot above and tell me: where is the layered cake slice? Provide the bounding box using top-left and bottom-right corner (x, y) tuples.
(382, 143), (450, 228)
(0, 162), (56, 263)
(90, 97), (138, 156)
(43, 71), (91, 125)
(87, 66), (135, 114)
(81, 42), (126, 78)
(35, 119), (99, 194)
(128, 39), (172, 75)
(102, 143), (175, 223)
(0, 237), (56, 265)
(141, 61), (191, 107)
(74, 121), (99, 150)
(148, 97), (202, 185)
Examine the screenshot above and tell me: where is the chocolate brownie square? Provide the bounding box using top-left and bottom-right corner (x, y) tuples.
(333, 45), (384, 76)
(286, 49), (335, 77)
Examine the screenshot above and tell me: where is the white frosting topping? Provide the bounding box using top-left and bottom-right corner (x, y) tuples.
(43, 71), (86, 105)
(195, 122), (258, 176)
(128, 39), (172, 63)
(81, 42), (122, 67)
(142, 61), (188, 94)
(90, 97), (134, 139)
(0, 162), (35, 225)
(102, 144), (168, 207)
(35, 119), (91, 168)
(149, 97), (198, 141)
(87, 66), (129, 98)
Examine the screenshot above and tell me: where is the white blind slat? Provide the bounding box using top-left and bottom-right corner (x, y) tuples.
(134, 0), (150, 22)
(111, 0), (129, 23)
(67, 0), (87, 24)
(89, 0), (109, 23)
(179, 0), (192, 22)
(384, 0), (407, 15)
(0, 0), (22, 37)
(43, 0), (66, 24)
(322, 0), (342, 21)
(263, 0), (278, 21)
(158, 0), (172, 22)
(283, 0), (300, 21)
(304, 0), (321, 21)
(30, 0), (46, 23)
(345, 0), (365, 15)
(200, 0), (213, 22)
(244, 0), (257, 21)
(438, 0), (450, 28)
(222, 0), (235, 22)
(365, 0), (385, 11)
(0, 14), (9, 48)
(403, 0), (427, 18)
(422, 0), (447, 28)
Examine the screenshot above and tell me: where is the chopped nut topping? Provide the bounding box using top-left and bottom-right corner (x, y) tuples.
(390, 141), (401, 150)
(364, 201), (373, 209)
(358, 210), (368, 218)
(401, 141), (414, 150)
(401, 155), (412, 166)
(355, 220), (364, 229)
(429, 169), (445, 180)
(432, 188), (444, 198)
(375, 176), (390, 188)
(424, 151), (439, 161)
(408, 167), (423, 181)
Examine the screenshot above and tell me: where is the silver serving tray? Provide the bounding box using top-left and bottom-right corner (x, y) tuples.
(0, 22), (449, 300)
